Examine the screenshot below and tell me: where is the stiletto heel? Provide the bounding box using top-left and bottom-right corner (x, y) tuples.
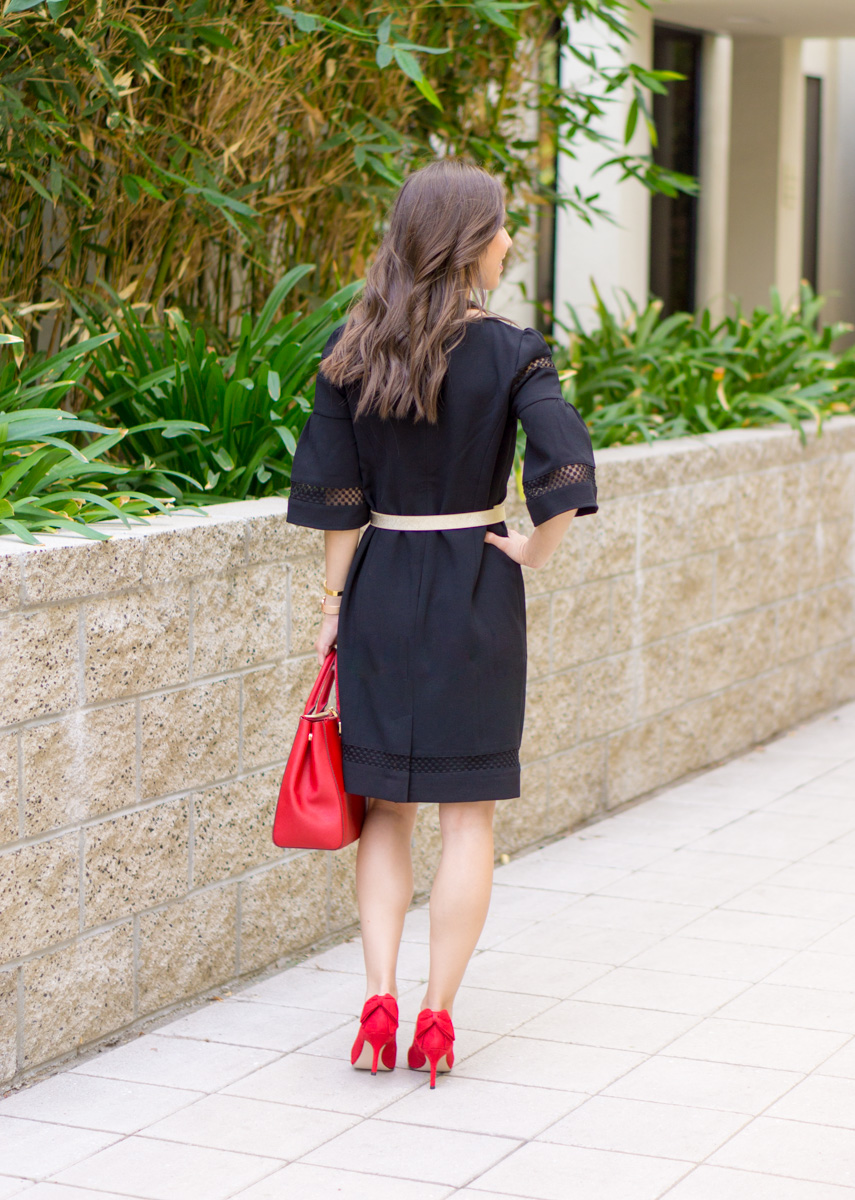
(351, 994), (398, 1074)
(407, 1008), (455, 1088)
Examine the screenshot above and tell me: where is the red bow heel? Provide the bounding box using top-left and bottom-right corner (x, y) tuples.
(407, 1008), (455, 1088)
(351, 994), (399, 1074)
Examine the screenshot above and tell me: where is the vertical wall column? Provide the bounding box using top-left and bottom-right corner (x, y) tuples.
(725, 36), (805, 311)
(553, 8), (653, 333)
(695, 35), (732, 320)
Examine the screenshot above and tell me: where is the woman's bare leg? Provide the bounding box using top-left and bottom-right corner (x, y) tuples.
(356, 797), (419, 999)
(424, 800), (496, 1014)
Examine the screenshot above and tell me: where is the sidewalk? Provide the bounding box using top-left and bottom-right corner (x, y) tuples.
(1, 702), (854, 1200)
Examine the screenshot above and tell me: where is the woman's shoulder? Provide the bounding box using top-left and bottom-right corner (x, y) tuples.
(464, 315), (550, 363)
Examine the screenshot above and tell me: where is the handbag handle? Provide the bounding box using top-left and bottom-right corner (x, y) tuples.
(306, 650), (341, 717)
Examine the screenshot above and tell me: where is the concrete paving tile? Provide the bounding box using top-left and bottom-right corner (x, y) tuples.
(717, 983), (855, 1033)
(699, 755), (838, 793)
(455, 1036), (643, 1093)
(377, 1077), (585, 1139)
(497, 861), (631, 895)
(654, 781), (772, 811)
(229, 1163), (453, 1199)
(439, 987), (558, 1036)
(484, 886), (577, 922)
(234, 966), (366, 1013)
(765, 952), (855, 992)
(571, 966), (748, 1015)
(8, 1187), (146, 1200)
(536, 1094), (747, 1161)
(139, 1093), (357, 1158)
(537, 837), (667, 870)
(772, 862), (855, 894)
(476, 916), (541, 950)
(662, 1164), (855, 1199)
(663, 1016), (848, 1072)
(721, 883), (855, 922)
(469, 1141), (688, 1200)
(767, 1073), (855, 1128)
(157, 998), (348, 1052)
(51, 1136), (278, 1200)
(0, 1118), (119, 1179)
(549, 894), (703, 935)
(461, 950), (610, 997)
(686, 813), (840, 861)
(604, 1055), (801, 1113)
(302, 1119), (520, 1188)
(0, 1181), (30, 1200)
(817, 1039), (855, 1079)
(807, 836), (855, 869)
(513, 999), (698, 1053)
(708, 1116), (855, 1187)
(810, 917), (855, 955)
(222, 1051), (423, 1115)
(309, 938), (428, 981)
(0, 1073), (202, 1134)
(785, 774), (855, 799)
(630, 797), (739, 829)
(764, 793), (855, 823)
(647, 848), (788, 885)
(591, 814), (710, 850)
(596, 870), (745, 908)
(676, 908), (832, 949)
(625, 934), (793, 981)
(490, 857), (591, 894)
(494, 922), (662, 966)
(73, 1035), (279, 1092)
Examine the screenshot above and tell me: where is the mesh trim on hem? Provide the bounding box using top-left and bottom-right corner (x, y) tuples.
(291, 482), (365, 506)
(343, 745), (519, 774)
(524, 463), (596, 498)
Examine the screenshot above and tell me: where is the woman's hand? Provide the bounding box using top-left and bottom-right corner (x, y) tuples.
(484, 528), (539, 568)
(315, 613), (339, 665)
(485, 509), (577, 571)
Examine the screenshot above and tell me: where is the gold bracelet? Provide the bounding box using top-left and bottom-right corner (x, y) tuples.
(323, 580), (344, 596)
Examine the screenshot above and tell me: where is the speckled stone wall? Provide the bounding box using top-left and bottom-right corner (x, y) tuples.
(2, 418), (854, 1087)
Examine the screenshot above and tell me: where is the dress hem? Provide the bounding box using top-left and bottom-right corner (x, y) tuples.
(343, 762), (521, 804)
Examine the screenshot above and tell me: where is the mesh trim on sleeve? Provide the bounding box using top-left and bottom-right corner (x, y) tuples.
(524, 463), (596, 499)
(290, 482), (365, 506)
(510, 354), (556, 395)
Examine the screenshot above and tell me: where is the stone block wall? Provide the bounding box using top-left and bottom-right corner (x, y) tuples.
(1, 418), (854, 1087)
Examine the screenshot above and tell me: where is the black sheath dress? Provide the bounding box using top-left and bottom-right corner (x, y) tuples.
(286, 317), (598, 804)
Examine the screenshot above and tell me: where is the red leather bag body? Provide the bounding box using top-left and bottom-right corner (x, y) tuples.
(272, 651), (365, 850)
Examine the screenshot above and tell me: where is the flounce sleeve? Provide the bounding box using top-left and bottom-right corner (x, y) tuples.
(512, 328), (598, 525)
(287, 341), (369, 531)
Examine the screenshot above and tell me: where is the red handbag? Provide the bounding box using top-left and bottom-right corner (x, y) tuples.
(272, 650), (365, 850)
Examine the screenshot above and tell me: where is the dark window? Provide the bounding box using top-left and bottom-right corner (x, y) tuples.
(802, 76), (822, 292)
(649, 25), (702, 315)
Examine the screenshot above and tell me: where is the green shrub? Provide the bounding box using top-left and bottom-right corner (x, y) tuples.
(552, 283), (855, 449)
(78, 267), (360, 499)
(0, 334), (203, 543)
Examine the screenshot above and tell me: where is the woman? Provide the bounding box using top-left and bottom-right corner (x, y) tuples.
(286, 159), (597, 1087)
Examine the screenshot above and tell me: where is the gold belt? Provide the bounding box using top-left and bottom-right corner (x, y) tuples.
(369, 503), (506, 531)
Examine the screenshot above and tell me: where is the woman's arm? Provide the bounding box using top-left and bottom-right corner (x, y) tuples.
(484, 508), (576, 569)
(315, 528), (361, 664)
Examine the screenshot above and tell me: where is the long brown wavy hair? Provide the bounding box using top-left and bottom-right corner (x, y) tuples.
(322, 159), (505, 423)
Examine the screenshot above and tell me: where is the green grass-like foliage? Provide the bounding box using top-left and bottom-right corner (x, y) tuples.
(79, 267), (360, 499)
(552, 283), (855, 449)
(0, 334), (204, 544)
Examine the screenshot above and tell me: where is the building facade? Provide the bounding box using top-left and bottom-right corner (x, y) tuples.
(497, 1), (855, 336)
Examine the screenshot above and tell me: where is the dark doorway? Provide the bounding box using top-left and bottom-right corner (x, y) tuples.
(802, 76), (822, 292)
(535, 19), (561, 336)
(649, 24), (702, 315)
